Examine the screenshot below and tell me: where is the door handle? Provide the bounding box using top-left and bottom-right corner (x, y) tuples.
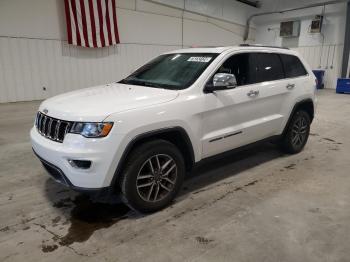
(286, 83), (295, 90)
(247, 90), (259, 97)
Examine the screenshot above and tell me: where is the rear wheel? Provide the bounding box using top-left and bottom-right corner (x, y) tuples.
(119, 140), (185, 213)
(281, 110), (310, 154)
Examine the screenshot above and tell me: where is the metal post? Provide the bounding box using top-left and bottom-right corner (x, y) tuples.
(341, 1), (350, 77)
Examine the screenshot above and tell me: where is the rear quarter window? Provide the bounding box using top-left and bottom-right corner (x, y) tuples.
(279, 54), (308, 78)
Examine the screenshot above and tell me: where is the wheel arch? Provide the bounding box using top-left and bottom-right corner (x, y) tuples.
(283, 98), (314, 136)
(110, 127), (195, 190)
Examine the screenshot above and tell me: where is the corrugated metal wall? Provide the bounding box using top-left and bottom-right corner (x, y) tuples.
(292, 44), (344, 89)
(0, 37), (179, 103)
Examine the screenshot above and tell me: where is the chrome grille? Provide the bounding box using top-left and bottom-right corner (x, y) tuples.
(35, 112), (71, 143)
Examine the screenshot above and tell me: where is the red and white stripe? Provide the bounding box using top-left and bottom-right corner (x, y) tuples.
(64, 0), (120, 48)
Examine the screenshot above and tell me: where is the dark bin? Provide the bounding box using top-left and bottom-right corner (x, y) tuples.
(312, 70), (325, 89)
(336, 78), (350, 94)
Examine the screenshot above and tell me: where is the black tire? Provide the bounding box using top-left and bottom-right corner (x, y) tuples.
(119, 139), (185, 213)
(281, 110), (311, 154)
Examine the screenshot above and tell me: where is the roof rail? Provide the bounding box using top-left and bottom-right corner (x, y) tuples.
(239, 44), (290, 50)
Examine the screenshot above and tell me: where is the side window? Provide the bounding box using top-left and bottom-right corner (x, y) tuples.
(256, 53), (285, 82)
(216, 53), (258, 86)
(280, 54), (308, 78)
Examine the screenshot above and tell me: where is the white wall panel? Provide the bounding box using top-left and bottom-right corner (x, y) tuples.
(183, 11), (208, 22)
(222, 0), (256, 26)
(0, 37), (180, 103)
(185, 0), (224, 18)
(155, 0), (185, 9)
(292, 44), (343, 89)
(136, 0), (183, 17)
(149, 0), (256, 25)
(117, 0), (137, 10)
(183, 19), (242, 47)
(117, 8), (182, 46)
(0, 0), (65, 40)
(207, 18), (255, 41)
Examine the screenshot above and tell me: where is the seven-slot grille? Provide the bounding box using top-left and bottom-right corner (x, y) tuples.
(35, 112), (71, 143)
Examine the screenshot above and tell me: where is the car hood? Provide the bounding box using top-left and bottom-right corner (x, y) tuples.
(39, 83), (179, 122)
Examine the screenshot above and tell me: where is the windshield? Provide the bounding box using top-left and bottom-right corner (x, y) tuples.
(119, 53), (219, 90)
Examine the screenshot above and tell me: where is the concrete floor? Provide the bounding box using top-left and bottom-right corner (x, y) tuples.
(0, 89), (350, 262)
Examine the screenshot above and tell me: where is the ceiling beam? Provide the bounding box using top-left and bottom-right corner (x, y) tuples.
(236, 0), (260, 8)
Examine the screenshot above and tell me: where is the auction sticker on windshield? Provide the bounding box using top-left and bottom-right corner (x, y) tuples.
(187, 57), (212, 63)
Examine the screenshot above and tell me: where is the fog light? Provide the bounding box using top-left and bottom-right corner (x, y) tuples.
(68, 159), (92, 169)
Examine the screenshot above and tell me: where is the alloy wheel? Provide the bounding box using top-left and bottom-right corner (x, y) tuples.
(136, 154), (177, 202)
(291, 115), (308, 147)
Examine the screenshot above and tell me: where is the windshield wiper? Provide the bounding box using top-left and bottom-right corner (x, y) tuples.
(119, 79), (164, 89)
(143, 82), (164, 89)
(119, 79), (136, 85)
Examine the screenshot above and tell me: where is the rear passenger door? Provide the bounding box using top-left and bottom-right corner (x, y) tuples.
(255, 53), (310, 135)
(278, 54), (310, 131)
(252, 52), (292, 135)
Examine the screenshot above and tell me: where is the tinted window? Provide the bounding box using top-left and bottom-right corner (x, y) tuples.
(216, 53), (258, 86)
(120, 53), (218, 90)
(280, 54), (308, 78)
(256, 53), (285, 82)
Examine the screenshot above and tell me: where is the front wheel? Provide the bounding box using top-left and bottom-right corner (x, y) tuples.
(281, 110), (311, 154)
(119, 140), (185, 213)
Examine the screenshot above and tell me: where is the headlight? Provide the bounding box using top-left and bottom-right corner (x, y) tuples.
(70, 122), (113, 138)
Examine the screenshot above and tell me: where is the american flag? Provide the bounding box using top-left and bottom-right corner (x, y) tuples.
(64, 0), (120, 48)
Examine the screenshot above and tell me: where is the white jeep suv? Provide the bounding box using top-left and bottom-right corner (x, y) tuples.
(31, 45), (316, 212)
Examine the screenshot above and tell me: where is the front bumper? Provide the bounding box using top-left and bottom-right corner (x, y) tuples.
(33, 149), (111, 195)
(30, 126), (123, 189)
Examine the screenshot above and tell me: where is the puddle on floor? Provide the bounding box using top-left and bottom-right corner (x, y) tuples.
(59, 195), (130, 246)
(39, 195), (131, 253)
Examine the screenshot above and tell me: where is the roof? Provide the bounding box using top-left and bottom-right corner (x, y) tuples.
(166, 46), (233, 54)
(166, 45), (298, 55)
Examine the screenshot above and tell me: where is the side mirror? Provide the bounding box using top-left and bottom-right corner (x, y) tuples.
(205, 73), (237, 93)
